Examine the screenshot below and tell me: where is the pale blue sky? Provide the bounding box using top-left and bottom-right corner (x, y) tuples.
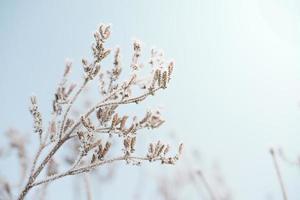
(1, 0), (300, 199)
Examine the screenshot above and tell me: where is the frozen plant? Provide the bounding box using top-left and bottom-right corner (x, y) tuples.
(0, 24), (183, 200)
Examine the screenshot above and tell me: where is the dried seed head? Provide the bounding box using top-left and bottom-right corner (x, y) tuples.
(105, 141), (111, 149)
(163, 145), (169, 155)
(29, 96), (43, 136)
(103, 49), (111, 58)
(178, 143), (184, 155)
(49, 120), (56, 141)
(96, 144), (104, 160)
(130, 137), (136, 153)
(149, 143), (154, 154)
(30, 96), (37, 105)
(82, 59), (89, 68)
(156, 69), (162, 87)
(126, 123), (135, 134)
(102, 141), (111, 157)
(64, 60), (72, 77)
(111, 113), (119, 128)
(161, 71), (168, 88)
(154, 141), (161, 156)
(77, 131), (84, 140)
(98, 143), (103, 154)
(91, 154), (97, 164)
(139, 112), (151, 125)
(81, 116), (95, 132)
(111, 48), (122, 79)
(133, 40), (141, 52)
(93, 63), (101, 77)
(114, 48), (121, 66)
(157, 144), (165, 156)
(167, 61), (174, 81)
(99, 24), (111, 40)
(131, 40), (142, 70)
(142, 109), (165, 129)
(123, 138), (130, 149)
(92, 24), (111, 62)
(162, 157), (176, 165)
(96, 108), (102, 120)
(120, 116), (129, 130)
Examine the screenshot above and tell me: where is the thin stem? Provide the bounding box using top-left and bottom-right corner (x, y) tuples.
(59, 79), (88, 139)
(70, 154), (84, 170)
(83, 174), (92, 200)
(41, 118), (54, 145)
(29, 145), (44, 177)
(31, 156), (152, 188)
(278, 149), (300, 167)
(17, 135), (69, 200)
(29, 137), (52, 177)
(85, 87), (162, 118)
(270, 148), (288, 200)
(197, 170), (217, 200)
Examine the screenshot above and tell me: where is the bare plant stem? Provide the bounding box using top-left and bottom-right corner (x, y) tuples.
(17, 135), (69, 200)
(270, 148), (288, 200)
(197, 170), (217, 200)
(73, 155), (84, 169)
(29, 145), (44, 177)
(59, 79), (88, 139)
(31, 156), (155, 188)
(278, 149), (300, 167)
